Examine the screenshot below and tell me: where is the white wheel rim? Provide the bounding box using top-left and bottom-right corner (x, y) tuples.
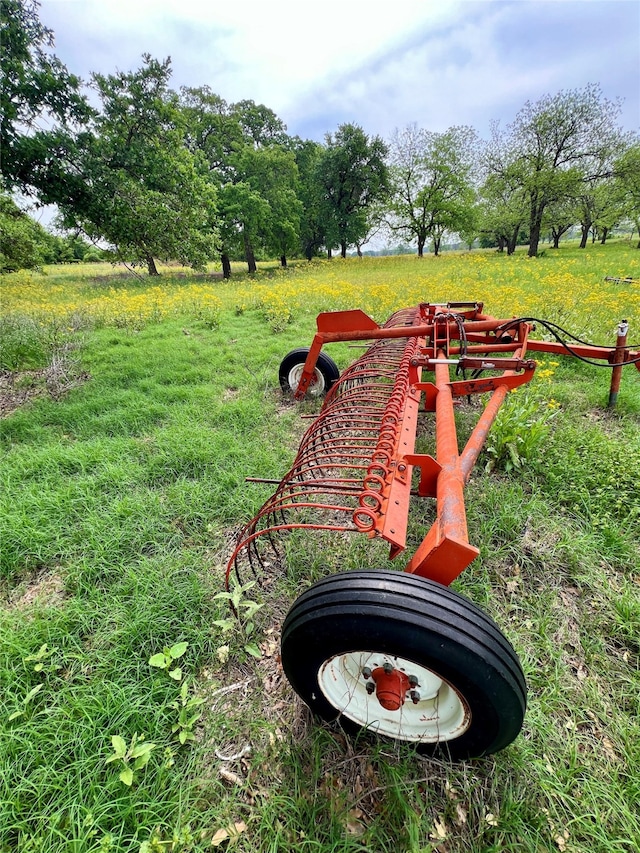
(317, 651), (470, 743)
(287, 364), (325, 397)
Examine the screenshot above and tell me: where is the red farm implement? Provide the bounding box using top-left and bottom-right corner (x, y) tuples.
(226, 301), (639, 759)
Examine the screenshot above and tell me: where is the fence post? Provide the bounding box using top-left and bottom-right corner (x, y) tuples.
(607, 319), (629, 408)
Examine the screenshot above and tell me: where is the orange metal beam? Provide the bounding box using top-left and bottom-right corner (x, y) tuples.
(404, 352), (480, 585)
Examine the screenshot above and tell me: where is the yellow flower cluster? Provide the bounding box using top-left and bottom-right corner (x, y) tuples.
(239, 250), (638, 340)
(0, 269), (222, 331)
(1, 246), (638, 342)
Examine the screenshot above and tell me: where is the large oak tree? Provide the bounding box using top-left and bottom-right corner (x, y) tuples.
(0, 0), (91, 193)
(180, 88), (296, 275)
(317, 124), (389, 258)
(291, 138), (326, 260)
(484, 85), (625, 257)
(55, 57), (218, 275)
(389, 124), (477, 256)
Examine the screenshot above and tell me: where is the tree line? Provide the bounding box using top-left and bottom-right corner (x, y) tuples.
(2, 0), (639, 276)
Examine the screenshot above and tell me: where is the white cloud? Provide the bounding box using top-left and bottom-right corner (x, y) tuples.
(290, 1), (640, 139)
(39, 0), (640, 140)
(41, 0), (464, 98)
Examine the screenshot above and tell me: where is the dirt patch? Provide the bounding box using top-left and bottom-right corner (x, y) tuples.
(520, 517), (563, 562)
(582, 407), (633, 435)
(0, 369), (48, 418)
(0, 357), (90, 418)
(5, 569), (67, 611)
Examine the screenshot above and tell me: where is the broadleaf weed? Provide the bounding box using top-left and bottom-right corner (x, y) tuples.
(105, 733), (156, 787)
(23, 643), (61, 675)
(149, 642), (189, 681)
(138, 823), (195, 853)
(7, 683), (44, 721)
(213, 580), (265, 659)
(170, 680), (205, 745)
(484, 388), (557, 473)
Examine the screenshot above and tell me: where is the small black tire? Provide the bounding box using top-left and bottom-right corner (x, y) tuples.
(280, 570), (526, 759)
(278, 348), (340, 397)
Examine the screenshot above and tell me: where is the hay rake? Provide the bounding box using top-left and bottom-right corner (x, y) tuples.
(226, 301), (638, 759)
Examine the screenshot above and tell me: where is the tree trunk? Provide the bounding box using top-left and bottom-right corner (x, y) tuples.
(146, 254), (159, 276)
(221, 253), (231, 279)
(280, 254), (287, 267)
(579, 223), (590, 249)
(551, 230), (560, 249)
(507, 227), (519, 255)
(527, 190), (545, 257)
(244, 233), (257, 273)
(528, 219), (542, 257)
(496, 235), (505, 253)
(417, 236), (425, 257)
(600, 227), (608, 245)
(340, 241), (347, 258)
(433, 236), (441, 257)
(356, 244), (362, 258)
(327, 247), (332, 259)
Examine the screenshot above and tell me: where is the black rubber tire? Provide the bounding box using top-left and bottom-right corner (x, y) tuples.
(278, 348), (340, 396)
(281, 570), (526, 759)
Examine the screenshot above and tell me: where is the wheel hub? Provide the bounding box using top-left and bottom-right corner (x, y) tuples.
(287, 364), (324, 397)
(317, 650), (471, 743)
(369, 665), (410, 711)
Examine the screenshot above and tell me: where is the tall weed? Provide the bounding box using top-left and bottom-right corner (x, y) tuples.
(484, 389), (557, 473)
(0, 315), (57, 370)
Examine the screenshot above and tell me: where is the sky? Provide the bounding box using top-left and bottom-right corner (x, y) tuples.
(38, 0), (640, 143)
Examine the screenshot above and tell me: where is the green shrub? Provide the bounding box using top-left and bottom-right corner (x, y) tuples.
(483, 389), (556, 473)
(0, 314), (52, 370)
(82, 249), (104, 263)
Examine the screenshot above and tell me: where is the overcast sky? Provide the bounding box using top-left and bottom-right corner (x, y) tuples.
(38, 0), (640, 141)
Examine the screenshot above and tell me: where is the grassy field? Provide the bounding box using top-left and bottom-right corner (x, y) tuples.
(1, 241), (639, 853)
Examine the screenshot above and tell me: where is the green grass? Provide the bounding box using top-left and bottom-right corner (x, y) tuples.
(1, 243), (639, 852)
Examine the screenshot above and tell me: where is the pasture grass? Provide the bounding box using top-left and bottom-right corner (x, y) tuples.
(1, 241), (639, 852)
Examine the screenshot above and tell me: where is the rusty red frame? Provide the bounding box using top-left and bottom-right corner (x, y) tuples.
(226, 302), (638, 589)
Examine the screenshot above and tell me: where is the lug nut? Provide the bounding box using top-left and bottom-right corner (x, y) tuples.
(362, 666), (372, 679)
(366, 681), (375, 695)
(408, 674), (419, 687)
(383, 662), (394, 674)
(410, 690), (421, 704)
